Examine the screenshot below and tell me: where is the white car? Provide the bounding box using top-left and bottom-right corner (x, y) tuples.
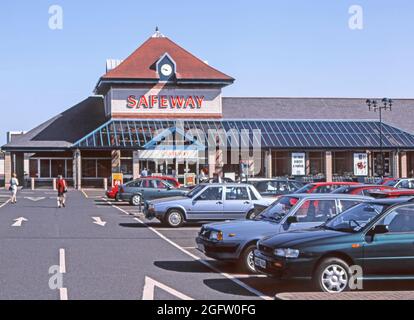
(383, 178), (414, 189)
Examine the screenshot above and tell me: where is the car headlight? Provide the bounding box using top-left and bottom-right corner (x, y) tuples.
(148, 203), (155, 210)
(274, 248), (300, 258)
(209, 231), (223, 241)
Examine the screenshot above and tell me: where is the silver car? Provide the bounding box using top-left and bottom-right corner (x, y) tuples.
(144, 183), (274, 228)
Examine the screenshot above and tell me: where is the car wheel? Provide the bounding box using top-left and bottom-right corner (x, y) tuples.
(165, 209), (184, 228)
(314, 258), (351, 293)
(239, 245), (257, 274)
(130, 195), (142, 206)
(246, 210), (256, 220)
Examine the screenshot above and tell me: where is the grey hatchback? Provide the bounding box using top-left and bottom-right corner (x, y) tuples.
(118, 178), (188, 205)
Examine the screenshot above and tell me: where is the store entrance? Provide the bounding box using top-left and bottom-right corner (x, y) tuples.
(372, 152), (392, 177)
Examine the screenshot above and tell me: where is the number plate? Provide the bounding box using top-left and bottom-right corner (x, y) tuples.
(254, 257), (266, 268)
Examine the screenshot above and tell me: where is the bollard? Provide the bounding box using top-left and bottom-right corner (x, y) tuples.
(53, 178), (57, 191)
(103, 178), (108, 191)
(31, 178), (35, 190)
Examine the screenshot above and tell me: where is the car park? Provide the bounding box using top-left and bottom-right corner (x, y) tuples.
(145, 183), (273, 227)
(295, 182), (360, 194)
(331, 184), (395, 196)
(118, 178), (187, 205)
(248, 179), (303, 198)
(196, 194), (370, 273)
(254, 197), (414, 293)
(382, 178), (414, 189)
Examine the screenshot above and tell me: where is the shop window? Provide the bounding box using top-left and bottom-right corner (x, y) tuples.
(40, 160), (50, 178)
(273, 151), (290, 177)
(120, 159), (132, 176)
(333, 152), (352, 176)
(82, 160), (97, 178)
(51, 160), (65, 178)
(66, 160), (73, 178)
(29, 159), (38, 178)
(97, 159), (111, 178)
(309, 152), (325, 176)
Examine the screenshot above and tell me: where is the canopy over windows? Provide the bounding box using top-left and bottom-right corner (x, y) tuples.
(73, 119), (414, 150)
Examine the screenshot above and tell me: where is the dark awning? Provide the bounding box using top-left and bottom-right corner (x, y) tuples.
(73, 119), (414, 150)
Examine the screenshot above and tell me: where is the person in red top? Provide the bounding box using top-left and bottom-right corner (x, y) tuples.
(57, 175), (67, 208)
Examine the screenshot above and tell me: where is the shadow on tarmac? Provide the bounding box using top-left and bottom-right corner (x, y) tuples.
(154, 260), (234, 274)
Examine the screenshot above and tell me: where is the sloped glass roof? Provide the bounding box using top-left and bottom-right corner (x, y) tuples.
(73, 119), (414, 150)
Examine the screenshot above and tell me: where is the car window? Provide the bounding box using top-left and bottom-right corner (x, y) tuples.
(257, 196), (299, 221)
(196, 187), (223, 201)
(315, 185), (337, 193)
(249, 187), (259, 200)
(294, 200), (337, 222)
(378, 205), (414, 233)
(127, 180), (141, 188)
(141, 179), (152, 188)
(226, 187), (250, 200)
(154, 180), (167, 189)
(338, 200), (363, 213)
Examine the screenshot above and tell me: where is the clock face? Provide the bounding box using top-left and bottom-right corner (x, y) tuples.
(160, 64), (173, 77)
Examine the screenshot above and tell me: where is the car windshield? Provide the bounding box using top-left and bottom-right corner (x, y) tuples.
(187, 185), (206, 198)
(323, 202), (387, 233)
(331, 186), (352, 194)
(383, 179), (398, 186)
(295, 184), (314, 194)
(257, 196), (299, 222)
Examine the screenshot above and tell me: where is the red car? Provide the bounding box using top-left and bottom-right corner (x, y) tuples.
(106, 176), (180, 201)
(331, 184), (395, 196)
(368, 189), (414, 199)
(295, 182), (359, 194)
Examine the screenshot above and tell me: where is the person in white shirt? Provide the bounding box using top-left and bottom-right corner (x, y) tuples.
(9, 173), (19, 204)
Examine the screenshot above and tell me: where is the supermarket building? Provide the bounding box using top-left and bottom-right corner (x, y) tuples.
(3, 30), (414, 189)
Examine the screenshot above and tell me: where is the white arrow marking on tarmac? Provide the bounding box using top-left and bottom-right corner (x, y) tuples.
(92, 217), (107, 227)
(142, 276), (193, 300)
(24, 197), (45, 202)
(12, 217), (28, 227)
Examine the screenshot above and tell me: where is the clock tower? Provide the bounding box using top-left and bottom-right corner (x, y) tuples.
(156, 53), (176, 82)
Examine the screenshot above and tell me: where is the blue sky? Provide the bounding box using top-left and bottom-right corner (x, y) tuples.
(0, 0), (413, 145)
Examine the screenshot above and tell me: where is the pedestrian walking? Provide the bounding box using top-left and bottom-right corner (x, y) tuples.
(57, 175), (67, 208)
(141, 168), (148, 177)
(9, 173), (19, 204)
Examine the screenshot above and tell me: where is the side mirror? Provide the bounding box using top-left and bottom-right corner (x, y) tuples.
(371, 224), (389, 235)
(286, 216), (298, 224)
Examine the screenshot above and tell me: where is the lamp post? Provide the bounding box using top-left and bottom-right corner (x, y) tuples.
(366, 98), (393, 178)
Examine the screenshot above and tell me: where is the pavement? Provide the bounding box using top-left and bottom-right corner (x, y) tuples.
(0, 188), (413, 300)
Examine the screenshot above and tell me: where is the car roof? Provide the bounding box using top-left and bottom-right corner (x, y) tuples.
(198, 183), (252, 187)
(286, 193), (372, 200)
(365, 197), (414, 205)
(308, 182), (359, 186)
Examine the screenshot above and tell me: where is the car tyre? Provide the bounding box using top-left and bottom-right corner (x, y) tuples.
(239, 245), (257, 274)
(246, 210), (256, 220)
(164, 209), (184, 228)
(314, 257), (351, 293)
(130, 194), (142, 206)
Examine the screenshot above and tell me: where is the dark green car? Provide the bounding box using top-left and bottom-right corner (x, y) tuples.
(254, 197), (414, 292)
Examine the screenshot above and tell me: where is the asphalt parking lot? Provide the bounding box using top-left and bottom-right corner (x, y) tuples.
(0, 188), (413, 300)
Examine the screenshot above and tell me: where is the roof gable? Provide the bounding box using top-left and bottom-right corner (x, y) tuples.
(100, 36), (234, 83)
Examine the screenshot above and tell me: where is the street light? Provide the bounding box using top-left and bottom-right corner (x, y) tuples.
(365, 98), (393, 178)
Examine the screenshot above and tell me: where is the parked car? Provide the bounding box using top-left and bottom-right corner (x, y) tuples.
(248, 179), (303, 198)
(382, 178), (414, 189)
(144, 183), (274, 228)
(106, 176), (181, 201)
(368, 189), (414, 199)
(254, 197), (414, 293)
(295, 182), (359, 194)
(196, 194), (370, 273)
(331, 184), (395, 196)
(118, 178), (187, 205)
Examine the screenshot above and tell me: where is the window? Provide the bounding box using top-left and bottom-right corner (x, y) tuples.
(141, 179), (152, 188)
(294, 200), (337, 222)
(197, 187), (223, 201)
(379, 205), (414, 233)
(51, 160), (65, 178)
(82, 160), (96, 178)
(339, 200), (362, 213)
(249, 187), (259, 200)
(29, 159), (38, 178)
(155, 180), (167, 189)
(225, 187), (249, 200)
(97, 160), (111, 178)
(399, 180), (414, 190)
(40, 160), (50, 178)
(66, 160), (73, 178)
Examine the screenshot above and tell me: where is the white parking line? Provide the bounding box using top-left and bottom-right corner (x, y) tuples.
(59, 249), (66, 274)
(106, 201), (272, 300)
(0, 199), (11, 208)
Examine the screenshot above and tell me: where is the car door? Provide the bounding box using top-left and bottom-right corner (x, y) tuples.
(151, 179), (171, 199)
(140, 179), (158, 200)
(188, 186), (224, 220)
(363, 204), (414, 276)
(282, 199), (338, 231)
(223, 186), (252, 219)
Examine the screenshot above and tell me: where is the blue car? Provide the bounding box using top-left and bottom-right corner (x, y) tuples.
(196, 194), (371, 273)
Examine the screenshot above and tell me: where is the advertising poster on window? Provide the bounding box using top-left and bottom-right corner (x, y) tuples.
(291, 153), (306, 176)
(112, 173), (124, 188)
(354, 153), (368, 176)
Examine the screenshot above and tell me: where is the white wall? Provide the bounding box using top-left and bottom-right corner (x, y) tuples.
(0, 159), (4, 176)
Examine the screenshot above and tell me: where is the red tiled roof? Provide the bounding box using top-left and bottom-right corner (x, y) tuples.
(102, 36), (234, 82)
